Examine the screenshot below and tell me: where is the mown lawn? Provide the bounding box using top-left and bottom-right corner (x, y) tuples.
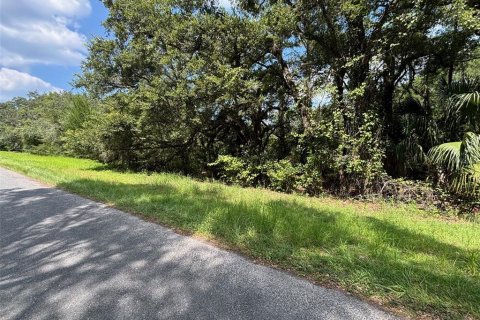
(1, 151), (479, 319)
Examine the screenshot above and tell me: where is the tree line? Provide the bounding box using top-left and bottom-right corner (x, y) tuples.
(1, 0), (479, 203)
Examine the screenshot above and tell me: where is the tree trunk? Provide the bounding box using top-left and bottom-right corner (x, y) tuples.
(272, 43), (310, 133)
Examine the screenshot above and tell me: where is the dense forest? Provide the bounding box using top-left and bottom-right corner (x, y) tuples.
(1, 0), (479, 210)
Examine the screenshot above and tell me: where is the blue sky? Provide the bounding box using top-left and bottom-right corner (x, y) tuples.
(0, 0), (109, 101)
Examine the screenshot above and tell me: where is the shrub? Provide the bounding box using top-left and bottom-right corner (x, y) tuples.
(209, 155), (257, 186)
(265, 160), (300, 192)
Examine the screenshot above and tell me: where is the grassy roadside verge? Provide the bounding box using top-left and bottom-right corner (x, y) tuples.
(1, 151), (479, 319)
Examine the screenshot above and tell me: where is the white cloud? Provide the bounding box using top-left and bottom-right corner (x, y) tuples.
(0, 0), (91, 67)
(0, 0), (91, 100)
(0, 68), (62, 101)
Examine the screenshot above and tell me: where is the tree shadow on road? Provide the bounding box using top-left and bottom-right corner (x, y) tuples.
(50, 178), (480, 318)
(0, 184), (389, 320)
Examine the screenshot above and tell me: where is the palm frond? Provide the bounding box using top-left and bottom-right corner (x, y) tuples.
(428, 141), (461, 171)
(456, 91), (480, 108)
(440, 77), (480, 97)
(442, 77), (480, 131)
(429, 133), (480, 196)
(450, 167), (480, 195)
(460, 132), (480, 167)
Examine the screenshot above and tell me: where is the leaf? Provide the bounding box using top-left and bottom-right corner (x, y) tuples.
(428, 141), (462, 172)
(428, 133), (480, 196)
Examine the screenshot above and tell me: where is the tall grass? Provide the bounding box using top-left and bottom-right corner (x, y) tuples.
(1, 151), (479, 319)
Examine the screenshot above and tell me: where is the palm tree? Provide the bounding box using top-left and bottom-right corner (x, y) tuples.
(428, 77), (480, 196)
(440, 77), (480, 135)
(393, 96), (439, 177)
(428, 132), (480, 196)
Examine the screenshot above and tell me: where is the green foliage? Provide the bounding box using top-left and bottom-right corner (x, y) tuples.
(0, 93), (67, 154)
(442, 77), (480, 133)
(62, 117), (103, 159)
(301, 108), (385, 195)
(0, 92), (101, 157)
(64, 95), (93, 131)
(61, 95), (105, 159)
(429, 132), (480, 196)
(211, 156), (300, 192)
(1, 0), (479, 204)
(209, 155), (254, 186)
(0, 127), (22, 151)
(390, 96), (440, 177)
(96, 102), (137, 168)
(264, 159), (300, 192)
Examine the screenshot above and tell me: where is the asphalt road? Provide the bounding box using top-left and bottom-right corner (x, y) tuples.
(0, 167), (398, 320)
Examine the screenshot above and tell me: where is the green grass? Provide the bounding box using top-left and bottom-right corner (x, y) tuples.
(1, 151), (479, 319)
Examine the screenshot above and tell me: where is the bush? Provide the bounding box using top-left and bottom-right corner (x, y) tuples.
(299, 108), (386, 196)
(62, 126), (103, 159)
(265, 160), (300, 192)
(210, 156), (300, 192)
(62, 97), (104, 159)
(209, 155), (257, 186)
(0, 127), (22, 151)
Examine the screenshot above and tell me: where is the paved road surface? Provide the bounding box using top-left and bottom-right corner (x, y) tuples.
(0, 167), (398, 320)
